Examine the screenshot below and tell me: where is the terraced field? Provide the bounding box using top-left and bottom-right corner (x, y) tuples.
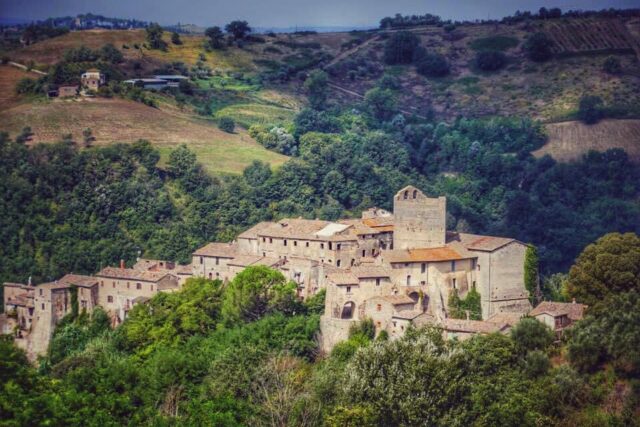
(535, 119), (640, 163)
(0, 97), (288, 174)
(544, 18), (634, 55)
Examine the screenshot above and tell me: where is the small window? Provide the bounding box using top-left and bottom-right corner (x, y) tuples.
(377, 321), (382, 327)
(337, 260), (341, 267)
(421, 263), (426, 273)
(406, 275), (411, 286)
(451, 260), (456, 272)
(337, 244), (341, 250)
(413, 189), (417, 199)
(362, 250), (366, 257)
(329, 242), (333, 250)
(136, 283), (141, 290)
(471, 259), (477, 270)
(41, 303), (45, 310)
(376, 278), (381, 286)
(393, 321), (397, 327)
(113, 282), (116, 288)
(263, 252), (266, 257)
(452, 278), (457, 289)
(200, 256), (203, 264)
(150, 285), (153, 291)
(215, 257), (219, 266)
(346, 286), (351, 293)
(294, 240), (297, 246)
(371, 249), (375, 256)
(305, 242), (309, 247)
(127, 283), (130, 289)
(321, 243), (324, 249)
(284, 240), (288, 246)
(269, 238), (273, 243)
(101, 281), (104, 287)
(39, 289), (43, 296)
(377, 304), (382, 311)
(107, 296), (113, 303)
(262, 237), (266, 243)
(403, 190), (408, 199)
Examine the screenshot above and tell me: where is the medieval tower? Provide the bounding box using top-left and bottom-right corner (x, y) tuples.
(393, 185), (446, 249)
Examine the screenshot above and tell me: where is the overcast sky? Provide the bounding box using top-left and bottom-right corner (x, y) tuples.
(1, 0), (637, 28)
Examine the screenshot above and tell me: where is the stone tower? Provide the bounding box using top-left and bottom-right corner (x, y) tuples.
(393, 185), (446, 249)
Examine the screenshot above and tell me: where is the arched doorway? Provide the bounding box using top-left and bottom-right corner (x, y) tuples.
(341, 301), (355, 319)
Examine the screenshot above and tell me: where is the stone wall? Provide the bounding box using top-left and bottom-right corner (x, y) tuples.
(393, 186), (446, 249)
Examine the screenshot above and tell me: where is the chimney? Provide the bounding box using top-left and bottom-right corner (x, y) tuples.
(120, 259), (125, 269)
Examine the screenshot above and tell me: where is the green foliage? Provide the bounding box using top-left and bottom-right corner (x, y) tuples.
(416, 53), (450, 77)
(205, 26), (224, 49)
(364, 87), (397, 122)
(602, 56), (621, 74)
(470, 35), (519, 51)
(577, 95), (605, 124)
(218, 116), (235, 133)
(146, 22), (167, 51)
(249, 124), (297, 155)
(565, 232), (640, 306)
(303, 288), (326, 315)
(171, 31), (182, 45)
(348, 318), (375, 340)
(383, 31), (419, 65)
(510, 317), (555, 354)
(69, 286), (79, 319)
(303, 70), (329, 109)
(225, 20), (251, 40)
(99, 43), (123, 64)
(524, 32), (554, 62)
(524, 245), (539, 298)
(221, 266), (299, 325)
(475, 49), (507, 71)
(448, 287), (482, 320)
(48, 307), (111, 365)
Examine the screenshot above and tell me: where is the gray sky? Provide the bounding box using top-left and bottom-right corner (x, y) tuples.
(1, 0), (638, 28)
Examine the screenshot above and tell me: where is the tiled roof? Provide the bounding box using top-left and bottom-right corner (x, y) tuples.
(237, 222), (273, 239)
(383, 246), (466, 263)
(175, 265), (193, 275)
(351, 265), (391, 278)
(362, 217), (395, 227)
(59, 274), (99, 288)
(257, 218), (334, 240)
(252, 257), (281, 267)
(327, 272), (359, 285)
(96, 267), (172, 283)
(529, 301), (587, 321)
(193, 242), (238, 258)
(444, 318), (508, 334)
(6, 294), (33, 307)
(392, 310), (425, 320)
(381, 294), (416, 305)
(448, 232), (520, 252)
(38, 281), (71, 290)
(227, 255), (264, 267)
(486, 311), (525, 326)
(3, 282), (27, 288)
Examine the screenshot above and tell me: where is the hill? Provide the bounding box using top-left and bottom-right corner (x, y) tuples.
(0, 96), (288, 174)
(536, 119), (640, 163)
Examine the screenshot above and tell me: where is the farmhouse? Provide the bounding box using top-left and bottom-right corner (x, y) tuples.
(81, 69), (105, 91)
(529, 300), (587, 337)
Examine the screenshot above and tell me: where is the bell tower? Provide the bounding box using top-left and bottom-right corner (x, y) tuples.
(393, 185), (446, 249)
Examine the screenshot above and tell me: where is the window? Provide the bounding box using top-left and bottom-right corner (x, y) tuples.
(136, 283), (141, 290)
(351, 259), (355, 266)
(421, 263), (426, 273)
(346, 286), (351, 293)
(377, 304), (382, 311)
(215, 257), (219, 265)
(294, 240), (297, 246)
(269, 238), (273, 243)
(107, 296), (113, 303)
(337, 260), (341, 267)
(328, 242), (333, 250)
(305, 242), (309, 247)
(451, 260), (456, 272)
(377, 321), (382, 327)
(200, 256), (203, 264)
(127, 282), (130, 289)
(337, 244), (341, 250)
(284, 240), (287, 246)
(471, 258), (477, 270)
(406, 275), (411, 286)
(320, 243), (324, 249)
(413, 189), (417, 198)
(263, 252), (266, 257)
(452, 278), (457, 289)
(403, 190), (408, 199)
(41, 303), (45, 310)
(393, 321), (397, 327)
(262, 237), (266, 243)
(113, 282), (116, 288)
(362, 250), (366, 257)
(39, 289), (43, 296)
(376, 278), (381, 286)
(371, 249), (375, 256)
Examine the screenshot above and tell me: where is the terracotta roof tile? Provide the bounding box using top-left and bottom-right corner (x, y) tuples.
(193, 242), (238, 258)
(96, 267), (173, 283)
(444, 319), (508, 334)
(383, 247), (466, 263)
(381, 294), (416, 305)
(59, 274), (99, 288)
(327, 272), (359, 285)
(351, 266), (391, 278)
(529, 301), (587, 321)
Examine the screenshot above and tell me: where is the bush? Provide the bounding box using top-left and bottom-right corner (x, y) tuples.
(416, 53), (450, 77)
(470, 35), (519, 52)
(602, 56), (621, 75)
(383, 31), (419, 65)
(475, 50), (507, 71)
(510, 317), (555, 354)
(524, 32), (554, 62)
(218, 116), (235, 133)
(577, 95), (604, 124)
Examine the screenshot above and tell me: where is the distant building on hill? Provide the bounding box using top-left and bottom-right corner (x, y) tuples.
(81, 69), (105, 92)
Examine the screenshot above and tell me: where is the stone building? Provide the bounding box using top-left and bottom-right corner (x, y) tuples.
(529, 300), (587, 337)
(81, 69), (105, 92)
(190, 185), (533, 351)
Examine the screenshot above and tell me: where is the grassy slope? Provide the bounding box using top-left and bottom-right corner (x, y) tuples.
(0, 65), (35, 109)
(0, 97), (288, 175)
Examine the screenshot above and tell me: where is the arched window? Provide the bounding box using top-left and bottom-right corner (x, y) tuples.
(341, 302), (355, 319)
(406, 275), (411, 286)
(403, 190), (408, 199)
(413, 190), (417, 198)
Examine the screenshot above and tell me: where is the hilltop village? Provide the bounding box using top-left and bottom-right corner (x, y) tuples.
(1, 185), (586, 359)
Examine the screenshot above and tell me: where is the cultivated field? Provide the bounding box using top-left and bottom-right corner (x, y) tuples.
(0, 97), (288, 174)
(535, 119), (640, 162)
(544, 18), (634, 55)
(0, 65), (34, 110)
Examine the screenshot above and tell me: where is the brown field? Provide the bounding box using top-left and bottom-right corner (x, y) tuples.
(534, 119), (640, 162)
(0, 65), (34, 110)
(0, 97), (288, 174)
(544, 18), (634, 54)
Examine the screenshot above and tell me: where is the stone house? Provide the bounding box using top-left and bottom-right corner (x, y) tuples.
(58, 85), (79, 97)
(81, 69), (105, 92)
(529, 300), (587, 336)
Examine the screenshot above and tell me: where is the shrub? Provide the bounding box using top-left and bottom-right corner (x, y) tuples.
(577, 95), (604, 124)
(524, 32), (554, 62)
(470, 35), (519, 51)
(510, 317), (554, 354)
(171, 31), (182, 45)
(416, 53), (450, 77)
(475, 50), (507, 71)
(218, 116), (235, 133)
(383, 31), (419, 65)
(602, 56), (621, 75)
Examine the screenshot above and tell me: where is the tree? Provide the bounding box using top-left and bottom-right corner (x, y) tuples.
(524, 245), (539, 300)
(146, 22), (167, 50)
(221, 266), (298, 324)
(82, 128), (95, 147)
(416, 53), (450, 77)
(243, 160), (272, 187)
(577, 95), (604, 124)
(475, 50), (507, 71)
(510, 317), (554, 354)
(171, 31), (182, 45)
(225, 20), (251, 40)
(364, 87), (397, 122)
(167, 144), (198, 178)
(524, 32), (554, 62)
(565, 232), (640, 306)
(99, 43), (123, 63)
(218, 117), (235, 133)
(205, 26), (225, 49)
(383, 31), (419, 65)
(602, 56), (621, 75)
(303, 70), (329, 109)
